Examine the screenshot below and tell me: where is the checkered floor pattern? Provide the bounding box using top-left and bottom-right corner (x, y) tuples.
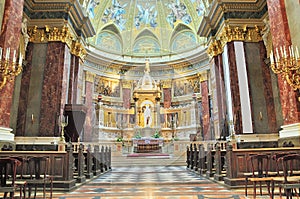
(46, 166), (279, 199)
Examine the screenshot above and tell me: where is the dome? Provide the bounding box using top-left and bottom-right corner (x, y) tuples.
(87, 0), (208, 57)
(134, 59), (158, 90)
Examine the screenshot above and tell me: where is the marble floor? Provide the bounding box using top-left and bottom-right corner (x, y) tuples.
(48, 166), (278, 199)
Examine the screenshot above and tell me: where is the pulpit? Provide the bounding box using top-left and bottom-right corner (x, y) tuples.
(64, 104), (87, 142)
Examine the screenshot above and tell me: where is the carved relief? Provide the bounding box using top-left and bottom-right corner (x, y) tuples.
(95, 76), (120, 97)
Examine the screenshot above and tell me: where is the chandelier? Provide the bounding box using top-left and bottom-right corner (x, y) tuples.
(0, 47), (23, 90)
(270, 45), (300, 90)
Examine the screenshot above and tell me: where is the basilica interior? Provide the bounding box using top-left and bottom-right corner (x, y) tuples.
(0, 0), (300, 198)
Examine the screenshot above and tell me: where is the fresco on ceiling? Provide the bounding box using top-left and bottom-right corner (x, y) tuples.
(171, 31), (197, 52)
(102, 0), (128, 31)
(135, 3), (158, 29)
(87, 0), (100, 18)
(96, 32), (122, 53)
(191, 0), (206, 17)
(133, 38), (160, 54)
(166, 0), (192, 28)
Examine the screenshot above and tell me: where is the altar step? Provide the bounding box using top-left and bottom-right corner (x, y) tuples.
(111, 152), (186, 167)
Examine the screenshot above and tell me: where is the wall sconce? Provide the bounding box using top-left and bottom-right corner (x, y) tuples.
(0, 47), (23, 90)
(270, 45), (300, 90)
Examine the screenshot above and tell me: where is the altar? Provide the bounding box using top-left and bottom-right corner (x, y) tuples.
(132, 138), (164, 153)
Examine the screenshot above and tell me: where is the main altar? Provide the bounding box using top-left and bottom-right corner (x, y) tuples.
(131, 59), (164, 153)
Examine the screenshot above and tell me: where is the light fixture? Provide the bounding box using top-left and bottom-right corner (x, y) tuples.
(270, 45), (300, 90)
(0, 47), (23, 90)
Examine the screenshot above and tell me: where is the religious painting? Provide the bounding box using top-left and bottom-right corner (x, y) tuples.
(135, 1), (158, 29)
(133, 37), (161, 55)
(173, 78), (200, 97)
(96, 32), (122, 53)
(171, 31), (197, 52)
(102, 0), (128, 31)
(166, 0), (192, 28)
(94, 76), (120, 97)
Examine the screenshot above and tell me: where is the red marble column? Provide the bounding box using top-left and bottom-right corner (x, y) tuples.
(267, 0), (300, 124)
(83, 71), (95, 142)
(226, 42), (242, 134)
(122, 88), (131, 109)
(163, 88), (171, 108)
(39, 42), (70, 136)
(211, 55), (228, 138)
(200, 73), (210, 140)
(0, 0), (24, 128)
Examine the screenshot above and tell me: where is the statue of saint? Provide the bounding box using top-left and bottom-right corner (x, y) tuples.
(144, 105), (152, 127)
(261, 18), (272, 58)
(20, 18), (30, 58)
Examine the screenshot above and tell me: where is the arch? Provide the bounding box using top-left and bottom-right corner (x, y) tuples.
(96, 26), (123, 53)
(132, 29), (161, 55)
(170, 24), (198, 53)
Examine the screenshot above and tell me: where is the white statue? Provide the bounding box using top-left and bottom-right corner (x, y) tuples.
(144, 105), (152, 127)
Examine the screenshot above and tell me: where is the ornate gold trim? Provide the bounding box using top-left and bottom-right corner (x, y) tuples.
(28, 25), (87, 61)
(161, 80), (172, 88)
(85, 71), (95, 82)
(198, 71), (208, 82)
(207, 25), (263, 57)
(122, 80), (132, 89)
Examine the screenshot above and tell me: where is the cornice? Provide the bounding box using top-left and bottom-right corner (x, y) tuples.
(24, 0), (95, 40)
(198, 0), (267, 38)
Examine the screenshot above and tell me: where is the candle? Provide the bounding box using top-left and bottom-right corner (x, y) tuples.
(0, 47), (2, 59)
(280, 46), (283, 57)
(5, 47), (10, 61)
(283, 47), (287, 58)
(12, 50), (16, 63)
(276, 48), (280, 62)
(31, 114), (34, 122)
(296, 46), (299, 59)
(290, 45), (294, 58)
(18, 52), (22, 66)
(270, 50), (274, 63)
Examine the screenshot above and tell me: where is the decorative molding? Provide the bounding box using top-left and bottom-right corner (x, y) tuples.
(85, 71), (95, 83)
(207, 25), (262, 57)
(28, 25), (87, 60)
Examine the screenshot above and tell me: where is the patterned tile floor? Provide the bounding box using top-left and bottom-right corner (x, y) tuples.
(48, 166), (278, 199)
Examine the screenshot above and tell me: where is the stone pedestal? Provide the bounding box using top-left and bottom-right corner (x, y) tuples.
(0, 127), (15, 150)
(279, 123), (300, 138)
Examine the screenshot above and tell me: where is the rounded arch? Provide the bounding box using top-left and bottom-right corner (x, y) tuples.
(96, 24), (123, 53)
(169, 24), (198, 53)
(132, 29), (161, 55)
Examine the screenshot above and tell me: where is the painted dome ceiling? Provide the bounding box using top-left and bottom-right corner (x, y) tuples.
(87, 0), (208, 57)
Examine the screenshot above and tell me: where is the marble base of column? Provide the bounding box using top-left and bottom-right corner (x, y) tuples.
(279, 123), (300, 138)
(0, 126), (14, 141)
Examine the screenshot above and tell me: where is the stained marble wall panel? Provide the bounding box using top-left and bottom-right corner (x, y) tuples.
(84, 80), (93, 142)
(244, 42), (279, 134)
(0, 0), (24, 128)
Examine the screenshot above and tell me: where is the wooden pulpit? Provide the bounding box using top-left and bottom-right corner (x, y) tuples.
(64, 104), (87, 142)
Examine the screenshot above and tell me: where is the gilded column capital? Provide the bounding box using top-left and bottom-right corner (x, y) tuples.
(197, 71), (208, 82)
(161, 80), (172, 88)
(85, 71), (95, 83)
(122, 80), (132, 89)
(28, 25), (87, 61)
(207, 25), (263, 57)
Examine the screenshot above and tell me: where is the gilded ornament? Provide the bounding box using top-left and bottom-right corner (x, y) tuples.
(161, 80), (172, 88)
(122, 80), (132, 89)
(198, 71), (208, 82)
(85, 71), (95, 82)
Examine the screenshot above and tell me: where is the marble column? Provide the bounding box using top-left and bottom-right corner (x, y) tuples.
(210, 54), (227, 139)
(267, 0), (300, 125)
(199, 71), (210, 140)
(0, 0), (24, 140)
(83, 71), (95, 142)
